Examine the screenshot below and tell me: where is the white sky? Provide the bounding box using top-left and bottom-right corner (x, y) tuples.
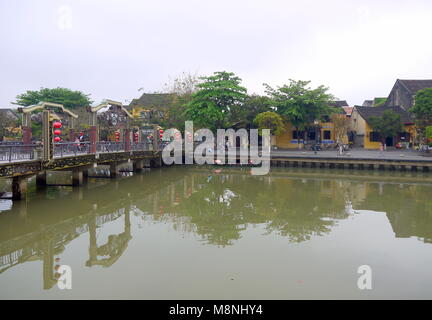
(1, 0), (431, 108)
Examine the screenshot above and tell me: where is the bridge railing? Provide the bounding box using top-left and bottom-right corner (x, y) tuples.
(131, 142), (152, 151)
(1, 140), (158, 163)
(0, 144), (37, 163)
(95, 141), (154, 153)
(53, 142), (91, 158)
(96, 142), (126, 153)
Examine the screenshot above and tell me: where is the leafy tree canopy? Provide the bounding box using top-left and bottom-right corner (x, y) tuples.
(410, 88), (432, 124)
(15, 87), (93, 110)
(254, 111), (286, 136)
(369, 110), (403, 143)
(373, 97), (387, 107)
(229, 95), (272, 129)
(264, 80), (335, 130)
(186, 71), (247, 130)
(426, 126), (432, 140)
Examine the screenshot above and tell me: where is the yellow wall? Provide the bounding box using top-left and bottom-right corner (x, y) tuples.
(351, 108), (416, 149)
(275, 122), (337, 149)
(363, 123), (382, 149)
(131, 107), (150, 119)
(363, 123), (416, 149)
(275, 122), (298, 148)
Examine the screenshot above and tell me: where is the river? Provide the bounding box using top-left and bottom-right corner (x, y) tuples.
(0, 166), (431, 299)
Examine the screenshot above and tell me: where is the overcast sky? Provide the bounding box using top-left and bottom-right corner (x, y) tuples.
(1, 0), (431, 108)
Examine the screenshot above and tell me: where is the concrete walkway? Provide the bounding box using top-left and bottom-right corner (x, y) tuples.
(2, 148), (432, 165)
(271, 148), (432, 161)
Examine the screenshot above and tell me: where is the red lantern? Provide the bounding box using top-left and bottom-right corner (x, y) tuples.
(54, 129), (61, 135)
(53, 122), (62, 129)
(159, 129), (164, 133)
(54, 137), (61, 142)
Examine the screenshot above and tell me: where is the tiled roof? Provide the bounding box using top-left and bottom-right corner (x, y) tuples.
(398, 79), (432, 94)
(0, 108), (19, 120)
(127, 93), (175, 110)
(362, 100), (374, 107)
(330, 100), (349, 107)
(354, 105), (414, 124)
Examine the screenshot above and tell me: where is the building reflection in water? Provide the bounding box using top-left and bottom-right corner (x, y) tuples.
(0, 167), (432, 289)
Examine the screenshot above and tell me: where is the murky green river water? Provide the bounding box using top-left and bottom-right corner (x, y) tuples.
(0, 166), (432, 299)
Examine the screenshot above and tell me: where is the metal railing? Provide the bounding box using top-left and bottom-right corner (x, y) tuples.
(0, 141), (157, 163)
(96, 141), (126, 153)
(131, 142), (152, 151)
(96, 141), (154, 153)
(0, 144), (37, 163)
(53, 142), (91, 158)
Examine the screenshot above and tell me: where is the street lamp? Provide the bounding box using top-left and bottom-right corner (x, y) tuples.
(314, 120), (320, 143)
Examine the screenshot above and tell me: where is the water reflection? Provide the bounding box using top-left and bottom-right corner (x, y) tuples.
(0, 166), (432, 290)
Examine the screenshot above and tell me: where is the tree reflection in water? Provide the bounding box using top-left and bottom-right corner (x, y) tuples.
(0, 167), (432, 289)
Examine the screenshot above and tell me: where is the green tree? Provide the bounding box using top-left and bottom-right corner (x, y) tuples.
(264, 80), (335, 146)
(369, 110), (403, 145)
(410, 88), (432, 142)
(15, 87), (92, 109)
(410, 88), (432, 122)
(373, 97), (387, 107)
(254, 111), (286, 136)
(228, 94), (272, 129)
(426, 126), (432, 142)
(185, 71), (247, 130)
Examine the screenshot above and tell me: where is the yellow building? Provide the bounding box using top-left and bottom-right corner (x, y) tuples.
(127, 93), (175, 124)
(350, 105), (415, 149)
(130, 106), (153, 120)
(275, 121), (337, 149)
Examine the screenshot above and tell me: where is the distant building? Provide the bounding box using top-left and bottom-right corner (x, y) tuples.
(127, 93), (175, 124)
(274, 101), (351, 149)
(0, 108), (20, 122)
(385, 79), (432, 111)
(342, 106), (353, 117)
(351, 105), (415, 149)
(362, 100), (374, 107)
(330, 100), (349, 108)
(0, 108), (21, 141)
(274, 120), (337, 149)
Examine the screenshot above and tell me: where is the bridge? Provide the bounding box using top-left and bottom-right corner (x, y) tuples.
(0, 100), (163, 200)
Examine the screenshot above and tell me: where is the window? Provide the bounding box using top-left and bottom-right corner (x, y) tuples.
(399, 132), (410, 141)
(140, 111), (148, 119)
(323, 130), (331, 140)
(308, 131), (316, 140)
(292, 131), (304, 140)
(370, 132), (381, 142)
